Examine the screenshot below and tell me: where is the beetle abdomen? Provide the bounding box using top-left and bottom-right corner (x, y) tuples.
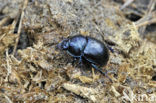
(83, 37), (109, 66)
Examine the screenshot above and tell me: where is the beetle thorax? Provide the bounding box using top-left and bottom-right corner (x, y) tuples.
(67, 36), (87, 57)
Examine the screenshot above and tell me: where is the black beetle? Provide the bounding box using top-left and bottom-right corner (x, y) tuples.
(58, 35), (112, 81)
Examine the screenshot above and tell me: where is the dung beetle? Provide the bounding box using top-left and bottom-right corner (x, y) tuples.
(58, 35), (112, 82)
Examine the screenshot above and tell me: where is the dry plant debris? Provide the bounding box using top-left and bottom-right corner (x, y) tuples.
(0, 0), (156, 102)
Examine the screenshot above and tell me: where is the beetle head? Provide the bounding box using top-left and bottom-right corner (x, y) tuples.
(57, 39), (69, 50)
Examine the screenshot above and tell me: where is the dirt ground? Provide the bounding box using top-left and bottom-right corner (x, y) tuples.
(0, 0), (156, 103)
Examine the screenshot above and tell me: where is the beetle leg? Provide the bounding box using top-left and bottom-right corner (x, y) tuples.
(91, 64), (113, 83)
(107, 45), (114, 53)
(78, 57), (83, 67)
(78, 57), (82, 63)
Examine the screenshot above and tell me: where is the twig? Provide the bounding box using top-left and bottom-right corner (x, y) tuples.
(147, 0), (155, 13)
(135, 0), (155, 25)
(136, 18), (156, 28)
(120, 0), (134, 10)
(92, 67), (95, 81)
(0, 33), (6, 41)
(3, 94), (13, 103)
(12, 0), (28, 55)
(5, 49), (12, 82)
(111, 86), (121, 97)
(9, 13), (21, 34)
(0, 16), (10, 26)
(135, 0), (155, 35)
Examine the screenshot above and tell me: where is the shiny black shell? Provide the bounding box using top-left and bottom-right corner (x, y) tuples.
(58, 35), (109, 66)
